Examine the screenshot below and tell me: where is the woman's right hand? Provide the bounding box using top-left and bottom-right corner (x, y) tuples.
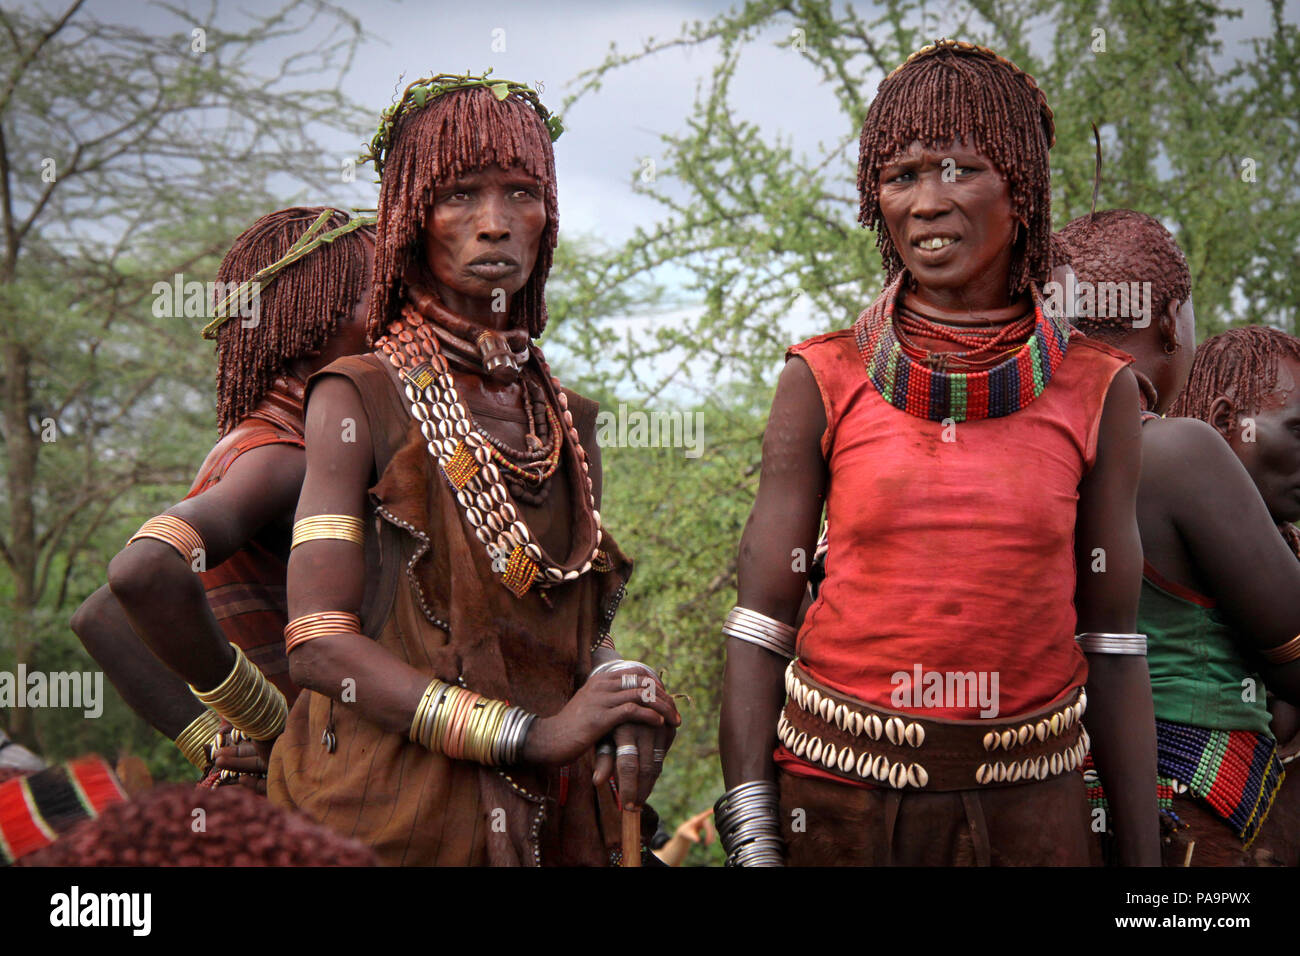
(522, 672), (679, 767)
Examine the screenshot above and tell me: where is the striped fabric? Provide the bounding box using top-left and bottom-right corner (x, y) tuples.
(0, 755), (126, 864)
(1083, 719), (1285, 847)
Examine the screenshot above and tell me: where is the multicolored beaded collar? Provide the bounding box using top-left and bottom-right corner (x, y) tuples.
(853, 274), (1070, 422)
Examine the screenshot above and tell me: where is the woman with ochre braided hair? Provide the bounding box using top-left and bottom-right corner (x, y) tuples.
(268, 75), (679, 866)
(716, 41), (1160, 866)
(1060, 215), (1300, 865)
(72, 208), (373, 789)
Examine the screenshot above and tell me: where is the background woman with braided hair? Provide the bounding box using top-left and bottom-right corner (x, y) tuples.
(1144, 324), (1300, 864)
(72, 207), (374, 788)
(717, 40), (1160, 866)
(268, 75), (679, 866)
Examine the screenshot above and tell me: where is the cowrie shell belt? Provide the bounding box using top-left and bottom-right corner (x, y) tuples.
(779, 660), (1088, 792)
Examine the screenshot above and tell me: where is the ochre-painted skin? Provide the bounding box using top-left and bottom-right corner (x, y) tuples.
(290, 162), (679, 811)
(73, 240), (376, 783)
(877, 139), (1022, 314)
(1220, 360), (1300, 526)
(1110, 295), (1196, 416)
(421, 164), (547, 328)
(720, 139), (1162, 866)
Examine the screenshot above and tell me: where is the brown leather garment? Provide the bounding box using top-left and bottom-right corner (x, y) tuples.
(268, 353), (632, 865)
(779, 768), (1097, 866)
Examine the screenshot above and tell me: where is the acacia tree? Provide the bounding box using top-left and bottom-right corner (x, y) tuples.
(549, 0), (1300, 844)
(0, 0), (372, 750)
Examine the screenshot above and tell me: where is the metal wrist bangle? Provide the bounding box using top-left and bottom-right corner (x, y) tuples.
(714, 780), (785, 866)
(590, 658), (660, 682)
(723, 607), (797, 660)
(1076, 632), (1147, 656)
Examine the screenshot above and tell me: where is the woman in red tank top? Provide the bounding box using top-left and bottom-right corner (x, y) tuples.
(715, 41), (1161, 867)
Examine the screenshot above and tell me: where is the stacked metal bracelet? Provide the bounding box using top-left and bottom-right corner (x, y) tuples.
(714, 780), (785, 866)
(722, 606), (797, 660)
(174, 708), (222, 770)
(291, 514), (364, 549)
(190, 644), (288, 741)
(1075, 632), (1148, 655)
(1261, 634), (1300, 666)
(409, 678), (535, 766)
(590, 659), (658, 681)
(127, 514), (204, 563)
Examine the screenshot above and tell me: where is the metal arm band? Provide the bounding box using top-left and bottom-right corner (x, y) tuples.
(127, 515), (205, 563)
(714, 780), (785, 866)
(190, 644), (287, 741)
(291, 514), (365, 549)
(1260, 634), (1300, 666)
(284, 611), (361, 654)
(1075, 632), (1148, 656)
(723, 606), (797, 660)
(174, 708), (222, 770)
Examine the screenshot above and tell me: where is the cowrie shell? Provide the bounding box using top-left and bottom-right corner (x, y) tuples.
(1064, 748), (1077, 772)
(866, 715), (883, 740)
(993, 762), (1007, 783)
(1007, 760), (1023, 783)
(792, 732), (808, 758)
(834, 704), (848, 731)
(820, 697), (835, 723)
(888, 763), (908, 788)
(1035, 720), (1050, 742)
(872, 755), (890, 781)
(1050, 714), (1063, 736)
(885, 717), (904, 746)
(848, 712), (864, 737)
(905, 723), (924, 748)
(1023, 759), (1039, 781)
(1017, 724), (1032, 746)
(822, 742), (837, 769)
(983, 731), (999, 752)
(1036, 756), (1050, 779)
(807, 737), (823, 764)
(1050, 753), (1063, 775)
(976, 763), (994, 785)
(1000, 729), (1016, 750)
(838, 747), (855, 773)
(807, 689), (822, 714)
(908, 764), (928, 788)
(856, 751), (873, 777)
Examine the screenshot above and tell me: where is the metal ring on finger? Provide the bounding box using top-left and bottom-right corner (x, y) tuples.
(653, 748), (666, 764)
(615, 744), (640, 759)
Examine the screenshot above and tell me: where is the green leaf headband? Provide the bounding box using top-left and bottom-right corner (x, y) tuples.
(359, 70), (563, 178)
(200, 211), (376, 340)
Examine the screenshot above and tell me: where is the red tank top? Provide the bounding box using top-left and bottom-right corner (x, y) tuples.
(777, 285), (1131, 781)
(183, 378), (305, 702)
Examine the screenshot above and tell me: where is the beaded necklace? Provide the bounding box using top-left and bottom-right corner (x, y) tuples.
(374, 305), (602, 597)
(854, 275), (1070, 422)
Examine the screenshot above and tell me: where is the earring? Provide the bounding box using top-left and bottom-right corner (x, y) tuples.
(1164, 340), (1177, 354)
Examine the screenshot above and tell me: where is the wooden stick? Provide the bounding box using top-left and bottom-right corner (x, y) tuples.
(622, 807), (641, 867)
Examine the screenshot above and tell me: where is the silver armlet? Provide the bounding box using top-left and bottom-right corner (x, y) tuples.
(1076, 632), (1148, 656)
(722, 606), (797, 660)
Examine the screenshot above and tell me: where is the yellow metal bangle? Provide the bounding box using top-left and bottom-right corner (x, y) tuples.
(174, 708), (222, 770)
(291, 515), (364, 549)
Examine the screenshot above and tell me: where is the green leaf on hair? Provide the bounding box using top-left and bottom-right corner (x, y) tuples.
(490, 82), (510, 100)
(546, 115), (564, 141)
(412, 86), (428, 107)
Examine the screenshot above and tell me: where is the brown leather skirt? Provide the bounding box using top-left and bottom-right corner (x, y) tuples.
(779, 768), (1098, 866)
